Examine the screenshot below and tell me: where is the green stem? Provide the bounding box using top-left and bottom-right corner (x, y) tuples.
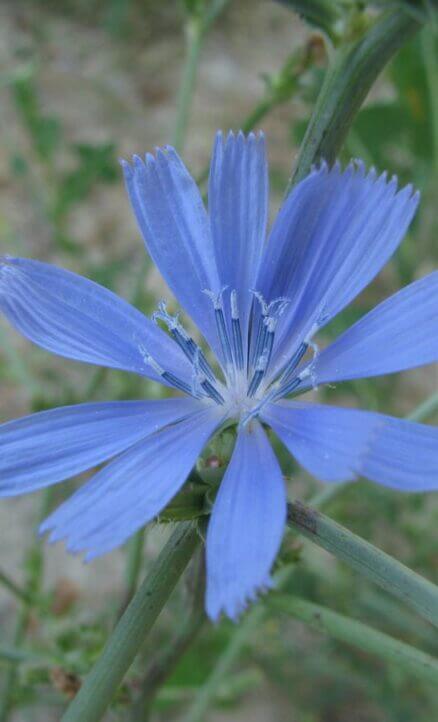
(172, 0), (230, 152)
(420, 26), (438, 172)
(131, 550), (206, 719)
(0, 326), (40, 397)
(270, 595), (438, 685)
(173, 17), (204, 153)
(0, 646), (43, 667)
(408, 391), (438, 422)
(61, 523), (199, 722)
(0, 645), (64, 668)
(196, 43), (309, 190)
(287, 502), (438, 628)
(0, 569), (34, 607)
(119, 528), (146, 616)
(290, 7), (422, 187)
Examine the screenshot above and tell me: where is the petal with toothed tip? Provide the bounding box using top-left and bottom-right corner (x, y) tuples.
(206, 421), (286, 621)
(208, 131), (268, 345)
(122, 148), (223, 361)
(256, 161), (419, 381)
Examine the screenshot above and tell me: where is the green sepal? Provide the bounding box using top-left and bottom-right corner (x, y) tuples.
(159, 487), (208, 522)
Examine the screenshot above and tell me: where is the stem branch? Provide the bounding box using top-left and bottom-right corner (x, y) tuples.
(291, 8), (422, 187)
(131, 550), (206, 719)
(270, 595), (438, 685)
(287, 502), (438, 628)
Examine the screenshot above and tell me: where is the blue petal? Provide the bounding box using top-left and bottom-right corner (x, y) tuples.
(0, 257), (191, 387)
(262, 401), (438, 491)
(209, 131), (268, 340)
(122, 149), (222, 357)
(309, 272), (438, 385)
(0, 397), (202, 496)
(40, 404), (224, 558)
(256, 162), (419, 376)
(206, 421), (286, 621)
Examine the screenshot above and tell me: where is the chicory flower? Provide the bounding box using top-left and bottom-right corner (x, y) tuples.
(0, 131), (437, 620)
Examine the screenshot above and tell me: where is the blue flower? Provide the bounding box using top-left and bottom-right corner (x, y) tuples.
(0, 131), (437, 621)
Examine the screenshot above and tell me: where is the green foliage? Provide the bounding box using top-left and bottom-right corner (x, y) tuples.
(8, 65), (119, 252)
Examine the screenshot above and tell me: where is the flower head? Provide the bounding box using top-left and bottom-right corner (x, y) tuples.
(0, 131), (437, 620)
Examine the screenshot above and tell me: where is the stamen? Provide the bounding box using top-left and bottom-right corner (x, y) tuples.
(279, 342), (308, 385)
(153, 301), (216, 382)
(203, 289), (233, 368)
(200, 379), (225, 405)
(250, 291), (290, 371)
(247, 349), (269, 397)
(276, 376), (302, 398)
(230, 290), (244, 370)
(162, 371), (193, 396)
(192, 348), (225, 405)
(249, 315), (264, 371)
(252, 292), (290, 318)
(139, 347), (194, 396)
(263, 317), (277, 369)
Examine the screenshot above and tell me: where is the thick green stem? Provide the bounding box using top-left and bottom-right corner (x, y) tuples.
(290, 8), (422, 187)
(420, 26), (438, 172)
(131, 550), (206, 719)
(287, 502), (438, 628)
(270, 595), (438, 685)
(118, 528), (146, 617)
(173, 0), (229, 152)
(172, 17), (204, 153)
(61, 523), (199, 722)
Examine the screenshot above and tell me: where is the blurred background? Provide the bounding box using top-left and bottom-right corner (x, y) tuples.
(0, 1), (437, 720)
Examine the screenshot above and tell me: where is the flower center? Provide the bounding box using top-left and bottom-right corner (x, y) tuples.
(145, 289), (315, 422)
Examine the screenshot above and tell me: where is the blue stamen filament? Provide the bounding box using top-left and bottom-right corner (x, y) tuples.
(273, 375), (302, 400)
(215, 306), (233, 368)
(153, 302), (216, 382)
(230, 290), (244, 371)
(200, 378), (225, 405)
(150, 288), (314, 417)
(278, 342), (308, 386)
